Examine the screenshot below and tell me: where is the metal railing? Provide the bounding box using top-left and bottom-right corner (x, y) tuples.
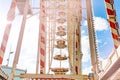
(0, 68), (8, 79)
(99, 46), (120, 79)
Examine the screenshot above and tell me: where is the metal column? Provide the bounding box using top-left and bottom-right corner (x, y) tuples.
(9, 0), (29, 79)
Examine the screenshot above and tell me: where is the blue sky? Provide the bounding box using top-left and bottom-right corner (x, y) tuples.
(81, 0), (120, 74)
(92, 0), (114, 58)
(0, 0), (120, 75)
(81, 0), (114, 73)
(92, 0), (120, 58)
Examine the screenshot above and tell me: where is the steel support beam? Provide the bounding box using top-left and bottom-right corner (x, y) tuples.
(15, 74), (88, 79)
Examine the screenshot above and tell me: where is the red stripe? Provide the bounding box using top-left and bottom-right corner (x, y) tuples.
(11, 1), (16, 8)
(105, 0), (114, 4)
(0, 56), (3, 64)
(5, 24), (11, 32)
(76, 29), (79, 36)
(4, 34), (8, 41)
(109, 21), (116, 29)
(0, 24), (12, 64)
(112, 33), (119, 49)
(40, 60), (45, 67)
(115, 45), (118, 49)
(107, 8), (115, 15)
(76, 42), (78, 48)
(1, 45), (5, 53)
(41, 36), (45, 44)
(7, 23), (12, 29)
(76, 58), (78, 61)
(112, 33), (118, 40)
(42, 5), (45, 13)
(105, 0), (110, 3)
(41, 24), (45, 32)
(40, 48), (45, 56)
(75, 66), (78, 74)
(7, 2), (16, 21)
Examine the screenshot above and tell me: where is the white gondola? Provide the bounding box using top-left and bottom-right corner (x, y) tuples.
(57, 18), (66, 24)
(51, 68), (68, 75)
(58, 12), (66, 17)
(57, 5), (66, 10)
(57, 26), (65, 31)
(56, 31), (66, 36)
(55, 40), (67, 49)
(54, 55), (67, 60)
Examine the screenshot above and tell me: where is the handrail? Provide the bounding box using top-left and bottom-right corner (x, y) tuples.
(0, 68), (8, 79)
(99, 47), (120, 79)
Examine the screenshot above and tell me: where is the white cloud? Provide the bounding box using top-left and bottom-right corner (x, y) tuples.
(81, 35), (90, 62)
(82, 66), (92, 74)
(96, 39), (102, 44)
(17, 15), (39, 73)
(81, 17), (109, 69)
(1, 15), (39, 73)
(81, 30), (85, 34)
(83, 17), (109, 31)
(94, 17), (109, 31)
(83, 20), (87, 26)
